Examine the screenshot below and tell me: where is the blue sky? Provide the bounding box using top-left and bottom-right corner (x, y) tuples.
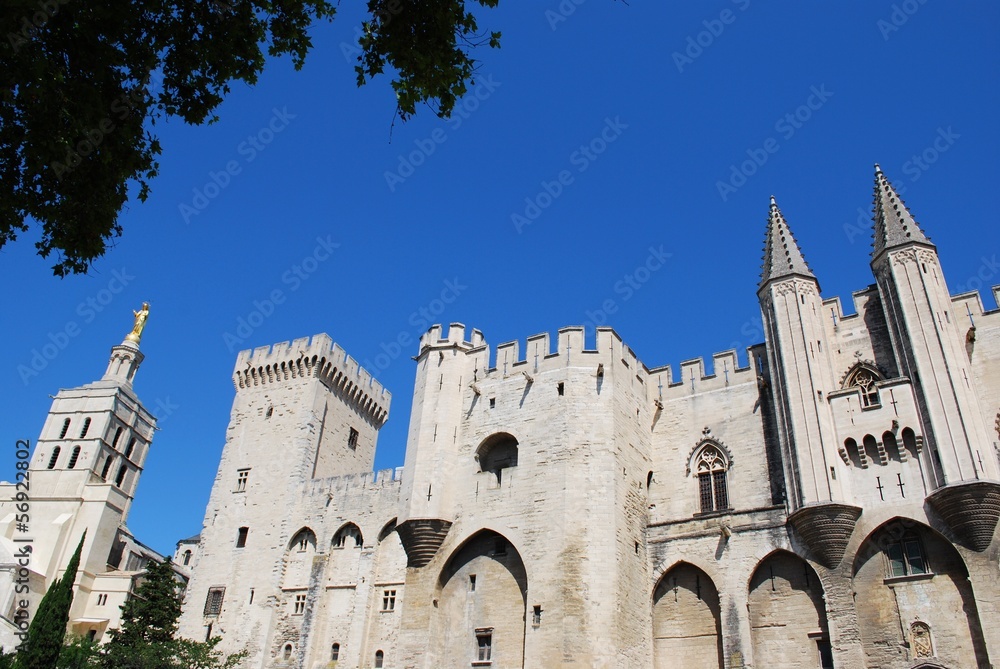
(2, 1), (999, 556)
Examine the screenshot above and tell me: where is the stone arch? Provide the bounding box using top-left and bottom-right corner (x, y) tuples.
(282, 527), (318, 590)
(374, 518), (406, 584)
(475, 433), (519, 487)
(748, 551), (832, 669)
(841, 361), (884, 407)
(851, 518), (988, 668)
(432, 529), (527, 669)
(288, 527), (317, 552)
(883, 430), (902, 462)
(332, 522), (363, 549)
(652, 562), (723, 669)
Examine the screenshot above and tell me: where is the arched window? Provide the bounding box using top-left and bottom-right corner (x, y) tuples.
(844, 364), (882, 408)
(124, 438), (136, 459)
(289, 528), (316, 552)
(112, 427), (123, 448)
(694, 445), (729, 513)
(59, 418), (71, 439)
(333, 524), (362, 549)
(374, 650), (384, 668)
(282, 643), (292, 660)
(115, 465), (127, 488)
(80, 417), (92, 438)
(48, 446), (61, 469)
(885, 531), (928, 577)
(101, 457), (114, 480)
(68, 446), (81, 469)
(330, 643), (340, 661)
(183, 550), (192, 566)
(476, 433), (519, 487)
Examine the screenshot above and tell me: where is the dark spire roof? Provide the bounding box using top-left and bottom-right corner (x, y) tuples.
(872, 163), (933, 258)
(760, 195), (816, 290)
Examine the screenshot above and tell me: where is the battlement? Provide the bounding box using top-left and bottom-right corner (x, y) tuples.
(951, 284), (1000, 319)
(232, 333), (390, 426)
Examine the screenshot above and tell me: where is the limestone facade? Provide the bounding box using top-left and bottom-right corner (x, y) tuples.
(178, 169), (1000, 669)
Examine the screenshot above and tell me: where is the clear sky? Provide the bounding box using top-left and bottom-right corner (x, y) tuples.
(2, 1), (998, 557)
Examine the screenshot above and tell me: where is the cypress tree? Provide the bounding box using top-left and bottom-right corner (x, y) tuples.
(102, 558), (182, 669)
(17, 532), (86, 669)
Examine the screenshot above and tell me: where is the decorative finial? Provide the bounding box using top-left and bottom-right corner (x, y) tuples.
(874, 163), (882, 174)
(125, 302), (150, 345)
(769, 195), (776, 207)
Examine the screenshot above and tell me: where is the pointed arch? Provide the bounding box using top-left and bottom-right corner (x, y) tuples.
(748, 551), (831, 669)
(687, 441), (731, 513)
(288, 527), (317, 552)
(842, 362), (883, 407)
(652, 562), (723, 669)
(333, 522), (363, 548)
(851, 518), (988, 668)
(475, 433), (519, 488)
(378, 518), (398, 542)
(432, 529), (527, 668)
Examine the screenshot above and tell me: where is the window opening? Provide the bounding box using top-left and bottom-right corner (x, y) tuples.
(59, 418), (71, 439)
(48, 446), (61, 469)
(80, 417), (91, 438)
(68, 446), (81, 469)
(204, 587), (225, 616)
(382, 589), (396, 611)
(236, 527), (249, 548)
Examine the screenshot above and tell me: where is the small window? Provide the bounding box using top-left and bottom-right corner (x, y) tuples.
(266, 406), (273, 418)
(885, 532), (928, 578)
(112, 427), (123, 448)
(115, 465), (127, 488)
(333, 524), (363, 549)
(489, 398), (496, 408)
(557, 382), (564, 396)
(96, 593), (107, 606)
(80, 417), (92, 438)
(532, 605), (542, 626)
(124, 437), (136, 459)
(382, 589), (396, 611)
(101, 456), (114, 480)
(331, 643), (340, 661)
(476, 630), (493, 662)
(469, 575), (476, 592)
(374, 650), (384, 668)
(236, 527), (249, 548)
(183, 549), (192, 566)
(293, 593), (306, 614)
(204, 587), (225, 616)
(236, 468), (249, 492)
(249, 588), (254, 604)
(67, 446), (81, 469)
(348, 428), (359, 449)
(88, 629), (97, 642)
(59, 418), (71, 439)
(48, 446), (61, 469)
(283, 643), (293, 660)
(494, 538), (507, 556)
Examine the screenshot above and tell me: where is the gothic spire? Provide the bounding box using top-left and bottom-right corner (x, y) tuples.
(872, 164), (933, 259)
(759, 195), (816, 291)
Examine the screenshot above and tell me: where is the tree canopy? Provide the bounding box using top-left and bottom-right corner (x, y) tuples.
(0, 0), (500, 275)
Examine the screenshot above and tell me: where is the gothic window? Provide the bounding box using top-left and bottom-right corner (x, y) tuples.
(911, 622), (933, 658)
(290, 528), (316, 552)
(695, 445), (729, 513)
(885, 532), (928, 577)
(48, 446), (61, 469)
(374, 650), (384, 668)
(333, 524), (362, 549)
(236, 527), (249, 548)
(80, 417), (91, 438)
(59, 418), (71, 439)
(235, 468), (249, 492)
(331, 643), (340, 661)
(204, 587), (225, 615)
(382, 589), (396, 611)
(844, 365), (882, 408)
(68, 446), (81, 469)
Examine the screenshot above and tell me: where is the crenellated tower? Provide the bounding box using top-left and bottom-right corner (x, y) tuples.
(869, 166), (1000, 550)
(758, 197), (862, 567)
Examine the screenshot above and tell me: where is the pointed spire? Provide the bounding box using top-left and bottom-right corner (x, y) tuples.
(759, 196), (816, 290)
(872, 164), (933, 258)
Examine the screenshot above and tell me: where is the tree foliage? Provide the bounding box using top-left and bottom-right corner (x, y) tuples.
(0, 0), (500, 275)
(16, 533), (85, 669)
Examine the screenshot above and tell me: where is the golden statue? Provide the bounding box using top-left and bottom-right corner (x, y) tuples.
(125, 302), (150, 344)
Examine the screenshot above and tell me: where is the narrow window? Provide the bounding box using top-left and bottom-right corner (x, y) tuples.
(236, 527), (249, 548)
(48, 446), (61, 469)
(293, 593), (306, 614)
(469, 575), (476, 592)
(112, 427), (123, 448)
(204, 587), (225, 615)
(283, 644), (293, 660)
(124, 438), (136, 459)
(331, 643), (340, 661)
(382, 589), (396, 611)
(348, 428), (359, 449)
(266, 406), (273, 418)
(101, 457), (113, 480)
(80, 417), (92, 438)
(476, 630), (493, 662)
(68, 446), (81, 469)
(115, 465), (127, 488)
(88, 629), (97, 642)
(183, 550), (192, 566)
(236, 468), (249, 492)
(532, 605), (542, 626)
(489, 397), (496, 408)
(695, 445), (730, 513)
(249, 588), (254, 604)
(204, 623), (213, 642)
(557, 382), (565, 396)
(59, 418), (71, 439)
(374, 650), (384, 668)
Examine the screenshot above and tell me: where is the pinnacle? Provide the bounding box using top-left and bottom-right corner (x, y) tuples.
(872, 165), (932, 258)
(759, 196), (816, 290)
